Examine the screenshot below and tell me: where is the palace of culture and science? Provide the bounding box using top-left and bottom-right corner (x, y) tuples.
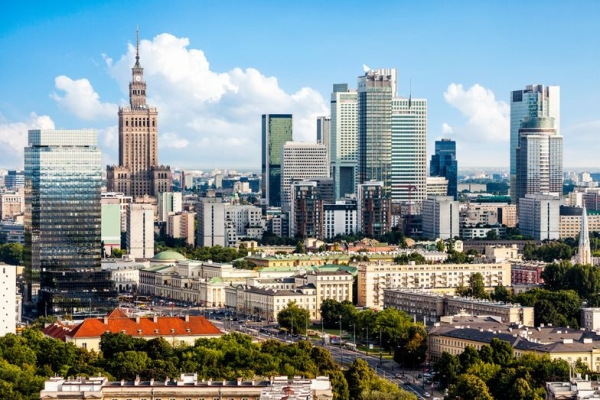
(106, 31), (171, 200)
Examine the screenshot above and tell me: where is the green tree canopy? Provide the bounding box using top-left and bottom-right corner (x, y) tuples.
(277, 301), (310, 335)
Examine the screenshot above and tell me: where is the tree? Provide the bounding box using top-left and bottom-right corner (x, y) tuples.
(459, 346), (481, 372)
(0, 243), (23, 265)
(456, 272), (490, 300)
(294, 241), (306, 254)
(447, 374), (493, 400)
(436, 240), (446, 252)
(433, 352), (461, 387)
(277, 301), (310, 335)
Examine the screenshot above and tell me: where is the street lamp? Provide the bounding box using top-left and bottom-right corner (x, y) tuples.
(339, 315), (343, 364)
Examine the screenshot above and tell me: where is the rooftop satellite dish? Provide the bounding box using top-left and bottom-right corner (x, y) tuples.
(363, 64), (371, 73)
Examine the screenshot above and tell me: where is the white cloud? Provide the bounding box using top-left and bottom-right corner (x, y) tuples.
(104, 33), (328, 168)
(442, 83), (510, 166)
(51, 76), (117, 121)
(0, 113), (55, 168)
(159, 132), (189, 149)
(442, 122), (454, 135)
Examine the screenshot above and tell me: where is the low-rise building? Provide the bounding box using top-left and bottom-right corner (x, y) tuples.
(42, 309), (222, 352)
(39, 374), (333, 400)
(358, 262), (511, 308)
(101, 256), (147, 293)
(383, 289), (534, 326)
(428, 315), (600, 371)
(0, 263), (16, 336)
(546, 378), (600, 400)
(511, 262), (545, 285)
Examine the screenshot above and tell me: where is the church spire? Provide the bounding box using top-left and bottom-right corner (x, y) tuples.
(134, 25), (141, 68)
(577, 205), (592, 265)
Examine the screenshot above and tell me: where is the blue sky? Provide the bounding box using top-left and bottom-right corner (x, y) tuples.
(1, 1), (599, 170)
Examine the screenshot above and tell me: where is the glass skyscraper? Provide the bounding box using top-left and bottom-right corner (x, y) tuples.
(24, 129), (115, 315)
(510, 85), (560, 203)
(261, 114), (292, 208)
(357, 70), (394, 193)
(430, 139), (458, 200)
(330, 83), (358, 199)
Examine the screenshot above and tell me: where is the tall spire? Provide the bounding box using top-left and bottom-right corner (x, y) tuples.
(134, 25), (141, 68)
(577, 205), (592, 265)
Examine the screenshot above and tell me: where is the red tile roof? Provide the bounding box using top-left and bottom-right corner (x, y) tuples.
(42, 321), (76, 342)
(67, 310), (222, 339)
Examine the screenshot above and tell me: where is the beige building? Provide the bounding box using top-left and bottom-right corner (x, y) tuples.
(39, 374), (333, 400)
(357, 262), (511, 308)
(0, 190), (23, 220)
(460, 202), (517, 228)
(428, 316), (600, 371)
(295, 271), (353, 319)
(106, 31), (171, 200)
(560, 212), (600, 239)
(383, 289), (534, 326)
(168, 211), (196, 246)
(484, 244), (522, 263)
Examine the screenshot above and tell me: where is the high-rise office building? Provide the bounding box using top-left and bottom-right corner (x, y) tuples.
(24, 129), (115, 314)
(515, 116), (563, 204)
(4, 170), (24, 190)
(391, 97), (428, 203)
(316, 116), (331, 166)
(261, 114), (293, 208)
(330, 84), (358, 199)
(430, 138), (458, 199)
(106, 30), (172, 200)
(510, 84), (560, 203)
(280, 142), (329, 212)
(357, 70), (394, 193)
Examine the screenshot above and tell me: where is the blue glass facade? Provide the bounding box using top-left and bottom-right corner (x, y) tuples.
(430, 139), (458, 199)
(24, 129), (116, 315)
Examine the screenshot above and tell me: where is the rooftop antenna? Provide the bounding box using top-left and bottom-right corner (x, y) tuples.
(408, 79), (412, 109)
(135, 25), (140, 67)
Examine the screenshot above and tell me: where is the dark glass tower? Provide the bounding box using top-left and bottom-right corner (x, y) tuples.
(430, 139), (458, 199)
(261, 114), (293, 208)
(24, 129), (116, 315)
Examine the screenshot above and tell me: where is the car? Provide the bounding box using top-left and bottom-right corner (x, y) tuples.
(424, 392), (431, 398)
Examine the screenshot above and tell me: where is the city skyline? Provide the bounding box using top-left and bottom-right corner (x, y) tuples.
(1, 1), (600, 170)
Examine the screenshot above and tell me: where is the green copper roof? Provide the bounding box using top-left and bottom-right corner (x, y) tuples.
(152, 250), (186, 261)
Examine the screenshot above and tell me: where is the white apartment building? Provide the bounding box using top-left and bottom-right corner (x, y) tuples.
(357, 262), (511, 308)
(391, 97), (428, 203)
(295, 270), (353, 319)
(127, 203), (155, 259)
(519, 193), (561, 240)
(281, 142), (329, 212)
(0, 263), (16, 336)
(197, 196), (227, 247)
(422, 196), (460, 240)
(158, 192), (182, 223)
(324, 200), (358, 239)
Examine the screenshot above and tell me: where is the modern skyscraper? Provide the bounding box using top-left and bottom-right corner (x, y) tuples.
(24, 129), (115, 314)
(391, 97), (428, 203)
(106, 30), (172, 201)
(280, 142), (329, 212)
(510, 84), (560, 203)
(357, 70), (394, 193)
(515, 116), (563, 204)
(261, 114), (293, 209)
(330, 84), (358, 199)
(429, 138), (458, 199)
